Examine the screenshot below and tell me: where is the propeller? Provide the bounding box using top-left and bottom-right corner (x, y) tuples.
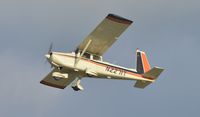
(45, 43), (54, 68)
(48, 42), (53, 55)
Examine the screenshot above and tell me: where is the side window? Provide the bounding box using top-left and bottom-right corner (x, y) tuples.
(82, 53), (90, 59)
(93, 55), (101, 61)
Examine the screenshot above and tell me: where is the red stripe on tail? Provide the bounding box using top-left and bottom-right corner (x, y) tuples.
(141, 52), (151, 72)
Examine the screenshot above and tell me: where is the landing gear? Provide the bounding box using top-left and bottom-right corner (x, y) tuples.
(58, 67), (63, 70)
(71, 78), (84, 91)
(72, 86), (82, 91)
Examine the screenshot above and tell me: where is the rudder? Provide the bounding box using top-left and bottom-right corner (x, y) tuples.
(136, 49), (151, 74)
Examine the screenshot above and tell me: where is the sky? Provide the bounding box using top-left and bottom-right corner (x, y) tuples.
(0, 0), (200, 117)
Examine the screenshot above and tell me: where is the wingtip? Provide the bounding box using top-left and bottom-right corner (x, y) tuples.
(106, 14), (133, 25)
(40, 80), (65, 89)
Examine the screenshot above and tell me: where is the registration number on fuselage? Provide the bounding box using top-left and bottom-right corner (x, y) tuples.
(105, 66), (126, 76)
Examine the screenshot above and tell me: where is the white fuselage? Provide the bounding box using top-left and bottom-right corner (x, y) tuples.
(48, 52), (154, 82)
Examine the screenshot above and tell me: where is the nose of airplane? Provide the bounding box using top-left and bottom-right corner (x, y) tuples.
(45, 54), (50, 59)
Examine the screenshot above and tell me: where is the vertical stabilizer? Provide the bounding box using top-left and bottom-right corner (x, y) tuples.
(135, 49), (164, 89)
(136, 49), (151, 74)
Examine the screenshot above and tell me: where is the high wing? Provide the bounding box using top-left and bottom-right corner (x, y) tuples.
(40, 69), (78, 89)
(77, 14), (133, 56)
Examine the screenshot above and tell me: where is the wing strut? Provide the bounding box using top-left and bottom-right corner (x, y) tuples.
(74, 39), (92, 68)
(80, 39), (92, 57)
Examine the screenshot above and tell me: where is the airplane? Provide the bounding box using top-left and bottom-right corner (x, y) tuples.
(40, 14), (164, 91)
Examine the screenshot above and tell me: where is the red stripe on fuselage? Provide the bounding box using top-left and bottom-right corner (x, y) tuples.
(85, 60), (153, 80)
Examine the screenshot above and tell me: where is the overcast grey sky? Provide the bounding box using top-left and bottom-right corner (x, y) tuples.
(0, 0), (200, 117)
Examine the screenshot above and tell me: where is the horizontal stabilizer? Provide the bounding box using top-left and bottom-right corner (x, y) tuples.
(134, 67), (164, 89)
(134, 81), (151, 89)
(142, 67), (164, 79)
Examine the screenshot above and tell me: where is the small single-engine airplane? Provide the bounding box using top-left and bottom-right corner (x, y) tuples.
(40, 14), (164, 91)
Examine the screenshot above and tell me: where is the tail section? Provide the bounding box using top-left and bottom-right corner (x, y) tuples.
(134, 49), (164, 89)
(136, 49), (151, 74)
(142, 67), (164, 79)
(134, 67), (164, 89)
